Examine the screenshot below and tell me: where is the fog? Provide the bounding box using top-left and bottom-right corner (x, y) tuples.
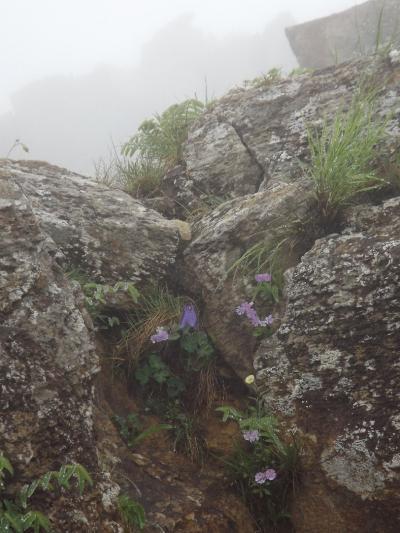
(0, 0), (358, 174)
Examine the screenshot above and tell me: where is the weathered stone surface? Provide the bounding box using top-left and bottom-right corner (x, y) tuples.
(0, 178), (114, 530)
(255, 197), (400, 532)
(183, 179), (315, 377)
(160, 52), (400, 217)
(97, 371), (255, 533)
(286, 0), (400, 69)
(0, 159), (182, 285)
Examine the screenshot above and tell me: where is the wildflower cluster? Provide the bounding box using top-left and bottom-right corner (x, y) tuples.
(150, 304), (198, 343)
(241, 427), (277, 485)
(217, 377), (301, 530)
(235, 273), (274, 333)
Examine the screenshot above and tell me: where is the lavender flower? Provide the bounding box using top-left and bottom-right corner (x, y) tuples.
(255, 273), (272, 283)
(265, 468), (277, 480)
(235, 302), (255, 316)
(258, 314), (274, 327)
(179, 304), (198, 329)
(255, 471), (268, 484)
(236, 302), (273, 328)
(254, 468), (277, 484)
(150, 327), (169, 343)
(242, 430), (260, 443)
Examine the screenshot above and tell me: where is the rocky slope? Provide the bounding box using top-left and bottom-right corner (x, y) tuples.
(1, 50), (400, 532)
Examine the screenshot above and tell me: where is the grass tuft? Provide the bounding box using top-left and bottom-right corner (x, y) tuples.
(117, 285), (184, 368)
(307, 88), (388, 228)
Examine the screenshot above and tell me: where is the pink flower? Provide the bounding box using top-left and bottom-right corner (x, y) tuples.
(255, 273), (272, 283)
(254, 468), (277, 484)
(150, 327), (169, 343)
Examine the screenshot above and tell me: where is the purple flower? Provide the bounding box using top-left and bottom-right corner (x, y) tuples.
(150, 327), (169, 343)
(235, 302), (255, 316)
(242, 430), (260, 443)
(255, 273), (272, 283)
(265, 468), (277, 481)
(258, 314), (274, 327)
(179, 304), (198, 329)
(254, 468), (277, 484)
(254, 471), (268, 484)
(236, 302), (272, 328)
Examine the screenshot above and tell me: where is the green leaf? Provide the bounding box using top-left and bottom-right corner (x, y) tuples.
(22, 511), (51, 532)
(216, 406), (244, 422)
(0, 455), (14, 479)
(72, 464), (93, 496)
(127, 284), (140, 303)
(133, 424), (173, 445)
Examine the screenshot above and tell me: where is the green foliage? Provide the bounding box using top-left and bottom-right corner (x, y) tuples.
(112, 412), (172, 448)
(6, 139), (29, 158)
(135, 353), (186, 399)
(179, 330), (215, 371)
(289, 67), (314, 77)
(164, 402), (206, 462)
(66, 272), (140, 329)
(117, 495), (146, 531)
(217, 404), (301, 530)
(248, 68), (282, 89)
(122, 99), (204, 167)
(0, 456), (92, 532)
(307, 89), (388, 227)
(94, 147), (165, 199)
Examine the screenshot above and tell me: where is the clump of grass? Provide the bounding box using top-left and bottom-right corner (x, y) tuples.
(166, 402), (206, 462)
(182, 193), (228, 223)
(248, 68), (283, 89)
(117, 495), (146, 531)
(307, 89), (388, 228)
(227, 214), (318, 291)
(95, 98), (204, 199)
(94, 149), (164, 199)
(117, 285), (184, 367)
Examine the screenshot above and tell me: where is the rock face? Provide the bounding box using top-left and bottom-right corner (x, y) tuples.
(183, 179), (315, 377)
(180, 52), (400, 377)
(162, 52), (400, 218)
(0, 178), (111, 530)
(286, 0), (400, 69)
(255, 197), (400, 533)
(0, 159), (182, 285)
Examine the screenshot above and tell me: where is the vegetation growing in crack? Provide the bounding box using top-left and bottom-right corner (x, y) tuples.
(0, 455), (93, 532)
(307, 88), (388, 228)
(117, 495), (146, 531)
(217, 395), (301, 531)
(132, 303), (217, 462)
(95, 98), (204, 199)
(66, 270), (140, 330)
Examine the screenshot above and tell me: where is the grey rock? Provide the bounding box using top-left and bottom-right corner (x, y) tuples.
(183, 179), (316, 377)
(255, 197), (400, 532)
(286, 0), (400, 69)
(160, 52), (400, 217)
(0, 159), (182, 285)
(0, 178), (113, 530)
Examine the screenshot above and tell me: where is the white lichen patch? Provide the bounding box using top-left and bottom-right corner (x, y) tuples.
(321, 438), (386, 498)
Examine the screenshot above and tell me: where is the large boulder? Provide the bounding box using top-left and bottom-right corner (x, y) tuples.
(286, 0), (400, 69)
(183, 179), (315, 377)
(255, 197), (400, 532)
(160, 52), (400, 218)
(0, 177), (117, 530)
(0, 159), (183, 285)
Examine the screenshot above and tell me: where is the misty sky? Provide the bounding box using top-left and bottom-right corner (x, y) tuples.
(1, 0), (359, 172)
(1, 0), (358, 113)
